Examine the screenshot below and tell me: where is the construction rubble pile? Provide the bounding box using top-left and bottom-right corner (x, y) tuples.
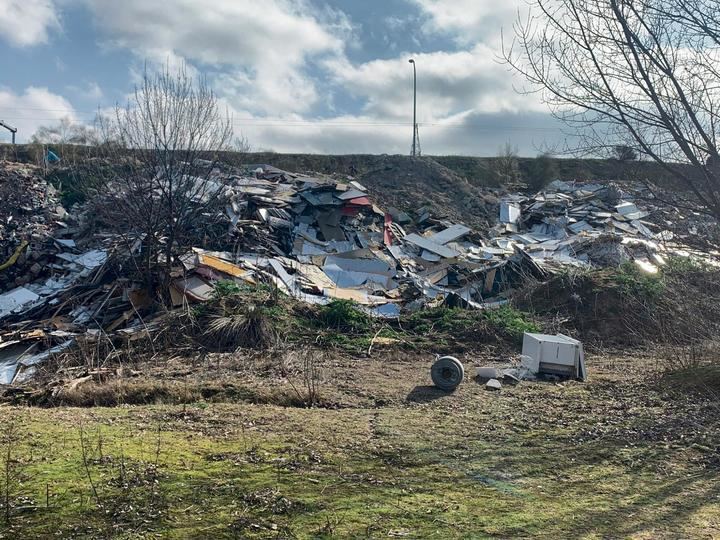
(0, 161), (68, 291)
(492, 179), (712, 274)
(0, 161), (715, 385)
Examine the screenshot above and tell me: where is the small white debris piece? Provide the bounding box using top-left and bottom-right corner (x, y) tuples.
(57, 249), (108, 269)
(615, 201), (639, 216)
(519, 354), (539, 374)
(485, 378), (502, 391)
(75, 249), (108, 269)
(55, 239), (76, 248)
(476, 366), (498, 379)
(431, 224), (471, 245)
(502, 369), (522, 383)
(0, 287), (40, 318)
(635, 258), (659, 274)
(349, 180), (367, 192)
(500, 202), (521, 224)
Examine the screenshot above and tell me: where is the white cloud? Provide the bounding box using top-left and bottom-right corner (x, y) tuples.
(410, 0), (520, 44)
(85, 0), (348, 114)
(0, 87), (77, 142)
(326, 44), (544, 121)
(0, 0), (60, 47)
(66, 81), (104, 102)
(231, 109), (564, 156)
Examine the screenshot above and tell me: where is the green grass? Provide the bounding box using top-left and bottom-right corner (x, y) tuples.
(404, 305), (538, 345)
(198, 291), (541, 355)
(0, 393), (718, 539)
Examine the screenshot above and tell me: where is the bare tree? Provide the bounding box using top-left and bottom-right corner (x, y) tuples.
(493, 142), (521, 185)
(86, 64), (233, 295)
(31, 117), (101, 162)
(504, 0), (720, 218)
(31, 117), (97, 146)
(614, 145), (638, 161)
(229, 133), (252, 153)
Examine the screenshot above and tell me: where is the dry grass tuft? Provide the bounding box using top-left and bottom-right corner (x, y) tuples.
(204, 304), (277, 350)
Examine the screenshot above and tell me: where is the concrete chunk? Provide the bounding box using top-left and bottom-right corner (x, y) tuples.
(476, 366), (498, 379)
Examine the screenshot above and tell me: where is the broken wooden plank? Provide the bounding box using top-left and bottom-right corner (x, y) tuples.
(198, 253), (255, 283)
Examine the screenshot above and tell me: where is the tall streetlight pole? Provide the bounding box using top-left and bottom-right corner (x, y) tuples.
(408, 59), (417, 157)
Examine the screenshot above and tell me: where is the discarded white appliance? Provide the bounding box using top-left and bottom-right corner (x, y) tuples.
(521, 333), (587, 381)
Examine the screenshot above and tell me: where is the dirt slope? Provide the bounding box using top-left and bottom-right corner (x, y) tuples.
(358, 155), (499, 229)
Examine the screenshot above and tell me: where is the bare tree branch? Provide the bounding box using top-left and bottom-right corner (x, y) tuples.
(503, 0), (720, 218)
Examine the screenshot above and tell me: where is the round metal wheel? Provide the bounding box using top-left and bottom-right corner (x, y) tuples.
(431, 356), (464, 391)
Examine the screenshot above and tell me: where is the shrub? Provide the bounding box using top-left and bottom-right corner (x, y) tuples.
(615, 261), (665, 300)
(205, 304), (277, 350)
(213, 280), (244, 298)
(320, 300), (370, 332)
(526, 153), (559, 192)
(481, 305), (539, 342)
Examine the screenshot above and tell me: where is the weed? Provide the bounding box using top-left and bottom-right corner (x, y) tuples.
(405, 305), (537, 343)
(481, 305), (539, 341)
(212, 279), (244, 298)
(0, 417), (24, 524)
(405, 306), (476, 333)
(320, 300), (371, 331)
(616, 262), (664, 299)
(664, 255), (711, 275)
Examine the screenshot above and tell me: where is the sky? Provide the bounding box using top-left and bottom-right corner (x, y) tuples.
(0, 0), (567, 155)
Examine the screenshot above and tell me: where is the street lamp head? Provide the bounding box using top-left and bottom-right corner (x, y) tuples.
(408, 58), (415, 64)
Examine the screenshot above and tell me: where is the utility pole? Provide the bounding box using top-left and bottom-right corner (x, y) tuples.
(408, 59), (417, 157)
(0, 121), (17, 145)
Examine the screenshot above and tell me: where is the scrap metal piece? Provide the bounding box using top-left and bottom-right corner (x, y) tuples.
(500, 201), (521, 224)
(404, 234), (459, 258)
(0, 287), (40, 319)
(431, 224), (471, 245)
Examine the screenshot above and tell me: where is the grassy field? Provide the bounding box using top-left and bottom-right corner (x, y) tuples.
(0, 352), (718, 539)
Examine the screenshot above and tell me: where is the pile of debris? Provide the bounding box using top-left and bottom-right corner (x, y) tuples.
(0, 161), (69, 292)
(171, 164), (545, 315)
(356, 155), (498, 230)
(145, 168), (719, 317)
(0, 160), (715, 385)
(489, 180), (711, 274)
(432, 332), (586, 392)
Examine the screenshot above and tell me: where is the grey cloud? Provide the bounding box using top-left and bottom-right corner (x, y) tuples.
(238, 109), (569, 157)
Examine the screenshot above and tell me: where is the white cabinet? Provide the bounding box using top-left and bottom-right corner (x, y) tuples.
(521, 333), (587, 381)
